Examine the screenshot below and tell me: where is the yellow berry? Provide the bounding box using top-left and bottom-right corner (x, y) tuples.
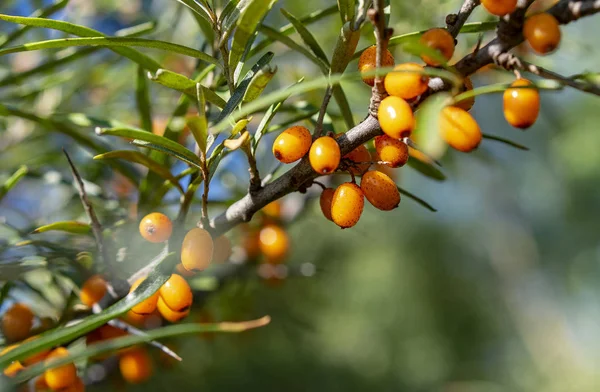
(358, 45), (395, 86)
(419, 28), (455, 66)
(44, 347), (77, 390)
(503, 78), (540, 129)
(212, 235), (232, 263)
(119, 347), (153, 384)
(157, 297), (189, 323)
(158, 274), (193, 313)
(523, 13), (561, 55)
(319, 188), (335, 222)
(139, 212), (173, 243)
(374, 135), (409, 168)
(454, 76), (475, 111)
(129, 277), (159, 316)
(335, 133), (371, 175)
(331, 182), (364, 229)
(80, 274), (107, 307)
(439, 106), (482, 152)
(272, 126), (312, 163)
(360, 171), (401, 211)
(377, 96), (415, 139)
(2, 303), (34, 342)
(181, 228), (214, 272)
(309, 136), (341, 175)
(385, 63), (429, 99)
(259, 224), (290, 264)
(481, 0), (517, 16)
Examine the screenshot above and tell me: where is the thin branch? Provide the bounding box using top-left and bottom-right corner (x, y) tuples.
(446, 0), (481, 38)
(314, 86), (333, 138)
(522, 60), (600, 96)
(397, 186), (437, 212)
(63, 150), (115, 281)
(242, 143), (262, 193)
(368, 0), (392, 116)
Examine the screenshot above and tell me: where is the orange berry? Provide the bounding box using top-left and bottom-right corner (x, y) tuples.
(503, 78), (540, 129)
(309, 136), (341, 175)
(358, 45), (395, 86)
(44, 347), (77, 390)
(523, 13), (561, 54)
(213, 235), (232, 263)
(331, 182), (364, 229)
(159, 274), (193, 313)
(119, 347), (153, 384)
(319, 188), (335, 222)
(454, 76), (475, 111)
(2, 303), (34, 342)
(242, 227), (261, 260)
(374, 135), (409, 168)
(180, 228), (214, 272)
(344, 144), (372, 175)
(138, 212), (172, 243)
(22, 337), (50, 366)
(129, 277), (159, 315)
(419, 28), (455, 66)
(57, 376), (85, 392)
(272, 126), (312, 163)
(80, 274), (107, 307)
(360, 171), (401, 211)
(157, 297), (189, 323)
(3, 360), (24, 377)
(377, 96), (415, 139)
(259, 224), (290, 264)
(439, 106), (482, 152)
(35, 374), (49, 390)
(384, 63), (429, 99)
(481, 0), (517, 16)
(262, 200), (282, 220)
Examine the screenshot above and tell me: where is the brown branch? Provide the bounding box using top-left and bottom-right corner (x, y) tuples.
(313, 86), (333, 138)
(446, 0), (481, 38)
(368, 0), (392, 116)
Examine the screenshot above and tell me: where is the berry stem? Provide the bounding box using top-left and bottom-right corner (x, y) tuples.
(314, 86), (333, 138)
(446, 0), (481, 38)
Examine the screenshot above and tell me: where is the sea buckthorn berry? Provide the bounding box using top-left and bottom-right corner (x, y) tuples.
(454, 77), (475, 111)
(481, 0), (517, 16)
(242, 227), (261, 259)
(358, 45), (395, 86)
(440, 106), (482, 152)
(344, 144), (372, 175)
(129, 277), (159, 315)
(384, 63), (429, 99)
(44, 347), (77, 390)
(360, 171), (401, 211)
(80, 274), (107, 307)
(159, 274), (193, 313)
(213, 235), (232, 263)
(181, 228), (214, 272)
(2, 303), (34, 342)
(523, 13), (561, 54)
(374, 135), (409, 168)
(262, 200), (282, 220)
(35, 374), (49, 390)
(503, 78), (540, 129)
(331, 182), (365, 229)
(119, 347), (153, 384)
(58, 376), (85, 392)
(22, 337), (50, 366)
(175, 263), (196, 277)
(419, 28), (455, 66)
(3, 360), (24, 377)
(259, 224), (290, 264)
(272, 126), (312, 163)
(309, 136), (341, 175)
(319, 188), (335, 222)
(157, 297), (189, 323)
(138, 212), (173, 243)
(378, 96), (415, 139)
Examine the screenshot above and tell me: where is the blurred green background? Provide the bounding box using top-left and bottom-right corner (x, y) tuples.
(1, 0), (600, 391)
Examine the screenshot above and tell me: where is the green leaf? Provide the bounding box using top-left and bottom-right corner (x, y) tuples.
(148, 68), (225, 108)
(220, 0), (250, 45)
(453, 80), (562, 103)
(413, 92), (452, 158)
(31, 221), (92, 235)
(250, 5), (338, 58)
(228, 0), (278, 78)
(482, 134), (529, 151)
(0, 36), (219, 65)
(187, 116), (208, 156)
(397, 186), (437, 212)
(12, 315), (271, 384)
(406, 156), (446, 182)
(457, 21), (497, 34)
(0, 21), (157, 87)
(93, 151), (184, 192)
(332, 85), (354, 129)
(243, 65), (277, 103)
(96, 127), (202, 168)
(217, 52), (274, 123)
(337, 0), (355, 23)
(280, 8), (330, 66)
(330, 21), (360, 74)
(0, 259), (47, 281)
(0, 165), (27, 202)
(136, 66), (153, 133)
(0, 0), (69, 49)
(0, 260), (173, 368)
(175, 0), (215, 25)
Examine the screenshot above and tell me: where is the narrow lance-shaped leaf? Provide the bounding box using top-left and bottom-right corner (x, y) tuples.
(0, 165), (27, 202)
(413, 92), (452, 158)
(93, 151), (185, 192)
(136, 66), (153, 133)
(96, 127), (202, 168)
(175, 0), (215, 25)
(337, 0), (356, 23)
(220, 0), (251, 46)
(0, 0), (69, 48)
(32, 221), (92, 235)
(228, 0), (278, 79)
(482, 134), (530, 151)
(396, 186), (437, 212)
(0, 262), (173, 368)
(243, 65), (277, 103)
(187, 84), (208, 155)
(406, 154), (446, 182)
(280, 8), (330, 66)
(147, 68), (225, 108)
